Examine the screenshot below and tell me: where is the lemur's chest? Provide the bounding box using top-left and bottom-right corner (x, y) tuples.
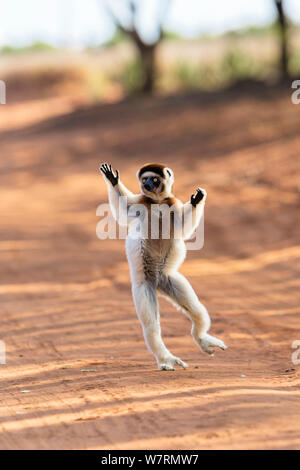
(140, 238), (185, 282)
(141, 237), (172, 260)
(141, 238), (172, 281)
(135, 196), (180, 241)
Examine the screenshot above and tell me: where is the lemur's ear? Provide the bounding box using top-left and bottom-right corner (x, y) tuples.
(164, 167), (173, 179)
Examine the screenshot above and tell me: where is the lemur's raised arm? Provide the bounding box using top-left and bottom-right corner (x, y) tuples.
(181, 187), (206, 240)
(100, 163), (139, 223)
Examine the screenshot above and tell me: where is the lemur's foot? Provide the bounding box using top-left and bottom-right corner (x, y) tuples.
(198, 334), (227, 356)
(158, 355), (188, 371)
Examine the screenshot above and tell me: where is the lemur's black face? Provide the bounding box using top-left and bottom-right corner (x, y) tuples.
(142, 175), (161, 193)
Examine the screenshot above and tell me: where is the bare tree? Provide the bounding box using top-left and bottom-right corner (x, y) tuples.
(274, 0), (289, 78)
(103, 0), (171, 94)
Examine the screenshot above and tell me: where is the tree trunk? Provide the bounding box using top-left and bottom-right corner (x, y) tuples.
(275, 0), (289, 78)
(137, 43), (157, 94)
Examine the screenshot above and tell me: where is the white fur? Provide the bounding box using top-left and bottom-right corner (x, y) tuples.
(101, 165), (227, 370)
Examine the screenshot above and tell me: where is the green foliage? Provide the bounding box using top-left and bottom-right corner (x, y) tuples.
(289, 51), (300, 74)
(175, 62), (200, 89)
(105, 28), (130, 47)
(1, 21), (291, 99)
(221, 49), (260, 81)
(163, 31), (182, 41)
(170, 49), (262, 92)
(113, 59), (145, 93)
(225, 22), (278, 38)
(0, 41), (56, 55)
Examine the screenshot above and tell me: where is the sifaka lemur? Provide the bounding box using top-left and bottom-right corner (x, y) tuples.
(100, 162), (227, 370)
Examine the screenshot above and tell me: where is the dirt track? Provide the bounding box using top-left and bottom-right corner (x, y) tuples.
(0, 86), (300, 449)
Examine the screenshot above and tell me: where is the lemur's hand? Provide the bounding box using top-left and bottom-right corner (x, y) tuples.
(100, 163), (119, 187)
(190, 188), (206, 207)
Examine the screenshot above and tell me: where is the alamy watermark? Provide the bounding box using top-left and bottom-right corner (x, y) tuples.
(96, 197), (204, 250)
(0, 341), (6, 365)
(0, 80), (6, 104)
(291, 340), (300, 366)
(291, 80), (300, 104)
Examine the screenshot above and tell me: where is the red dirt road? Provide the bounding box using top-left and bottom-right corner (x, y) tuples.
(0, 87), (300, 449)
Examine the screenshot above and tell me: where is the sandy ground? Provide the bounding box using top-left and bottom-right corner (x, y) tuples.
(0, 85), (300, 449)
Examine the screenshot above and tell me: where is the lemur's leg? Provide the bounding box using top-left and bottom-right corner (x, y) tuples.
(158, 273), (227, 355)
(132, 282), (187, 370)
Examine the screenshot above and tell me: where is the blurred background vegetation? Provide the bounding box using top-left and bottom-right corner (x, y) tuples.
(1, 0), (300, 104)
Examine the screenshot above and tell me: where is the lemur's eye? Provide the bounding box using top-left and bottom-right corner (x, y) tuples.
(153, 177), (158, 183)
(142, 178), (147, 184)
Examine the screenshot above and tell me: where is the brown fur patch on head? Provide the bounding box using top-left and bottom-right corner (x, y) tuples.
(138, 163), (166, 179)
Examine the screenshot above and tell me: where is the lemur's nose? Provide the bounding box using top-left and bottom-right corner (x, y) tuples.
(144, 178), (154, 191)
